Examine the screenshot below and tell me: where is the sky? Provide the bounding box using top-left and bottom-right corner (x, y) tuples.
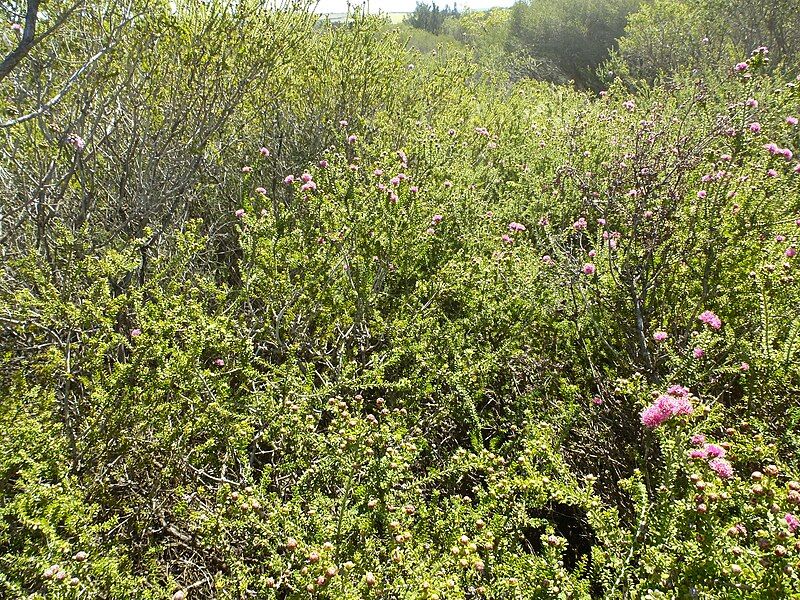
(312, 0), (517, 13)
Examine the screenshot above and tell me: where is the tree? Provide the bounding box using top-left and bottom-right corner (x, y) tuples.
(405, 1), (459, 35)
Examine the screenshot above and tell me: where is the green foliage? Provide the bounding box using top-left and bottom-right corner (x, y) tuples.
(2, 0), (800, 598)
(502, 0), (640, 88)
(609, 0), (800, 85)
(405, 2), (460, 35)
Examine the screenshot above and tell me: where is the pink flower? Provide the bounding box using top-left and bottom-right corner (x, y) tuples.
(539, 215), (550, 226)
(765, 142), (780, 155)
(283, 175), (294, 184)
(501, 234), (513, 244)
(746, 98), (758, 108)
(300, 181), (317, 192)
(691, 434), (706, 445)
(704, 444), (726, 458)
(255, 187), (267, 195)
(740, 362), (750, 371)
(235, 208), (245, 218)
(776, 234), (786, 242)
(390, 176), (401, 186)
(671, 395), (693, 416)
(347, 134), (357, 144)
(720, 154), (732, 162)
(709, 458), (734, 479)
(241, 166), (252, 173)
(410, 186), (419, 193)
(431, 214), (443, 225)
(689, 449), (706, 460)
(582, 263), (596, 275)
(641, 402), (671, 428)
(588, 249), (596, 258)
(697, 190), (707, 199)
(130, 328), (142, 338)
(640, 388), (694, 428)
(10, 23), (21, 32)
(733, 62), (749, 73)
(542, 255), (554, 265)
(214, 358), (225, 367)
(66, 134), (85, 151)
(788, 116), (799, 126)
(597, 218), (606, 226)
(259, 147), (270, 157)
(693, 347), (705, 358)
(623, 100), (636, 111)
(749, 122), (762, 133)
(318, 159), (328, 168)
(767, 168), (778, 178)
(653, 331), (668, 342)
(592, 395), (603, 405)
(786, 513), (800, 533)
(508, 222), (526, 232)
(782, 148), (794, 161)
(573, 217), (587, 231)
(339, 120), (348, 127)
(698, 310), (722, 330)
(786, 247), (797, 258)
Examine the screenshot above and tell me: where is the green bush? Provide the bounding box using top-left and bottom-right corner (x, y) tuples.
(2, 1), (800, 598)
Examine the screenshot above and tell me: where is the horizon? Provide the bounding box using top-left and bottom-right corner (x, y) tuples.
(312, 0), (517, 13)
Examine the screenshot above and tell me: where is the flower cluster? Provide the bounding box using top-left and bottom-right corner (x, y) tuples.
(689, 437), (734, 478)
(640, 385), (693, 428)
(698, 310), (722, 330)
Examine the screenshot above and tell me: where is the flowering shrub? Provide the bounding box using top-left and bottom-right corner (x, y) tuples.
(1, 2), (800, 599)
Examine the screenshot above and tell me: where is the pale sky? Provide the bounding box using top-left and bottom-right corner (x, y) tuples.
(312, 0), (517, 13)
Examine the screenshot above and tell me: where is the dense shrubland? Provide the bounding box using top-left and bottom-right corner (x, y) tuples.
(2, 0), (800, 598)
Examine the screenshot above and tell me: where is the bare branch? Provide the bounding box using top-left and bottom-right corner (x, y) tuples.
(0, 1), (81, 83)
(0, 45), (116, 128)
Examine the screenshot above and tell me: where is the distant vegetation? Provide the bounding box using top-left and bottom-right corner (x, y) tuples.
(404, 2), (460, 34)
(2, 0), (800, 598)
(401, 0), (800, 89)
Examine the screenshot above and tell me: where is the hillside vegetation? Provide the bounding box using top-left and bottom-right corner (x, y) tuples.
(1, 0), (800, 598)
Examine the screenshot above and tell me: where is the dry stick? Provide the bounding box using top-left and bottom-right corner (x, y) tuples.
(1, 44), (117, 128)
